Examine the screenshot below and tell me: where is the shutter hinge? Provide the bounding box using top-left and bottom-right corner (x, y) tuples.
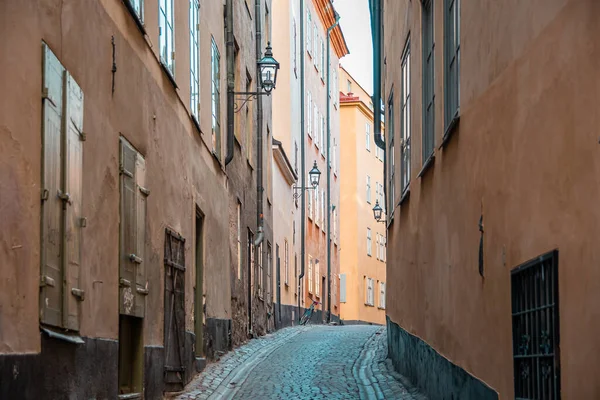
(41, 189), (49, 201)
(42, 87), (57, 108)
(129, 254), (143, 264)
(136, 287), (149, 295)
(80, 217), (87, 228)
(119, 164), (134, 178)
(71, 288), (85, 301)
(119, 278), (131, 287)
(139, 186), (150, 196)
(40, 275), (56, 287)
(172, 51), (175, 60)
(80, 132), (86, 141)
(57, 190), (72, 205)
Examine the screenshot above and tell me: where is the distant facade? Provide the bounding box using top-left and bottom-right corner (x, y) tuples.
(338, 67), (386, 325)
(0, 0), (273, 398)
(271, 0), (348, 326)
(375, 0), (600, 398)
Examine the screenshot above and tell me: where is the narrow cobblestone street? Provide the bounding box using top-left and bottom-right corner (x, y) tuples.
(171, 325), (426, 400)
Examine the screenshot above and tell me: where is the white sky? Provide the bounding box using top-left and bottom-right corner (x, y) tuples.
(335, 0), (373, 95)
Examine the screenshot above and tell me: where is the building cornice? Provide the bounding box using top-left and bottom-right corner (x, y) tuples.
(272, 138), (298, 185)
(313, 0), (350, 59)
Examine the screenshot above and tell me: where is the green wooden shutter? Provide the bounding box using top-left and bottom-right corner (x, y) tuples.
(120, 138), (138, 316)
(40, 43), (65, 328)
(63, 73), (85, 330)
(134, 153), (148, 317)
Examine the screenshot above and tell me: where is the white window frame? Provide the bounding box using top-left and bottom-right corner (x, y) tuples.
(307, 11), (312, 54)
(159, 0), (175, 75)
(366, 278), (374, 306)
(367, 228), (372, 256)
(284, 239), (289, 285)
(189, 0), (200, 119)
(211, 38), (221, 158)
(307, 91), (312, 137)
(379, 282), (386, 308)
(128, 0), (144, 22)
(366, 175), (371, 204)
(308, 256), (313, 293)
(315, 261), (320, 295)
(237, 202), (241, 279)
(366, 123), (371, 151)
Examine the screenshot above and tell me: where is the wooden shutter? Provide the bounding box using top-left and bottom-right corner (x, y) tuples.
(134, 153), (148, 317)
(40, 44), (65, 328)
(119, 138), (139, 316)
(63, 73), (85, 330)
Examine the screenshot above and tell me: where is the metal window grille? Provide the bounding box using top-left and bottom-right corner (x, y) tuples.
(512, 251), (560, 400)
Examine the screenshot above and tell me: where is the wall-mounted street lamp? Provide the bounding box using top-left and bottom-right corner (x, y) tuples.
(293, 161), (321, 199)
(372, 200), (386, 223)
(234, 42), (280, 113)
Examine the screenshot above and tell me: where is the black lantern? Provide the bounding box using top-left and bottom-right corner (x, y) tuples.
(258, 42), (280, 93)
(372, 200), (383, 222)
(309, 161), (321, 187)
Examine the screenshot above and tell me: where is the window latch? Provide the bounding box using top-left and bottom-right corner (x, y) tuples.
(71, 288), (85, 301)
(57, 190), (72, 205)
(129, 254), (143, 264)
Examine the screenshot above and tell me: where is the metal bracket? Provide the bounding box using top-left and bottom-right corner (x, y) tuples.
(80, 217), (87, 228)
(119, 278), (131, 287)
(57, 190), (72, 205)
(139, 186), (150, 196)
(233, 91), (271, 113)
(41, 189), (49, 201)
(292, 185), (316, 199)
(40, 275), (56, 287)
(136, 287), (149, 295)
(129, 254), (143, 264)
(42, 87), (57, 108)
(71, 288), (85, 301)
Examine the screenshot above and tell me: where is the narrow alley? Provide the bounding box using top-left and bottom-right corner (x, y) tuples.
(172, 325), (425, 400)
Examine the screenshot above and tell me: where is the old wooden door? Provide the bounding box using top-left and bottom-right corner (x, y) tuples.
(164, 228), (186, 392)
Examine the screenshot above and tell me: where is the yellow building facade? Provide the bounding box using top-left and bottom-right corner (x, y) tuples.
(339, 67), (386, 325)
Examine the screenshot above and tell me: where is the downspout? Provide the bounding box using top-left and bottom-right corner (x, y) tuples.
(254, 0), (264, 247)
(326, 12), (340, 324)
(298, 0), (306, 322)
(225, 0), (235, 166)
(370, 0), (384, 150)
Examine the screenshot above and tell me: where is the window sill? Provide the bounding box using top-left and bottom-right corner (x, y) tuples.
(41, 326), (84, 344)
(440, 111), (460, 149)
(160, 61), (178, 89)
(123, 2), (146, 35)
(417, 152), (435, 178)
(399, 187), (410, 206)
(367, 253), (372, 257)
(364, 303), (374, 307)
(320, 153), (325, 160)
(191, 115), (201, 136)
(321, 77), (325, 85)
(378, 307), (386, 310)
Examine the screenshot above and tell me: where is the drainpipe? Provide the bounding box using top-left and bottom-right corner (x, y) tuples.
(225, 0), (235, 166)
(298, 0), (306, 322)
(326, 12), (340, 324)
(254, 0), (264, 248)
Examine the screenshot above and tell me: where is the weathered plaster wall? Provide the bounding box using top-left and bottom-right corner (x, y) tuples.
(383, 0), (600, 397)
(0, 0), (230, 355)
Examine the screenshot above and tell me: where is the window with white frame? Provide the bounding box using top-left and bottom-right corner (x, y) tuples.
(320, 39), (325, 80)
(388, 92), (395, 211)
(308, 256), (313, 293)
(366, 123), (371, 151)
(366, 175), (371, 203)
(367, 228), (372, 256)
(315, 188), (320, 226)
(307, 91), (312, 137)
(314, 104), (318, 144)
(383, 236), (387, 262)
(127, 0), (144, 22)
(320, 116), (325, 156)
(159, 0), (175, 75)
(284, 239), (289, 285)
(308, 176), (313, 219)
(401, 39), (411, 194)
(307, 11), (312, 54)
(313, 24), (318, 65)
(293, 19), (298, 76)
(237, 202), (242, 279)
(347, 79), (352, 93)
(189, 0), (200, 119)
(376, 234), (380, 260)
(379, 282), (386, 308)
(366, 278), (374, 306)
(315, 261), (320, 295)
(321, 190), (325, 232)
(211, 38), (221, 158)
(444, 0), (460, 134)
(258, 243), (263, 298)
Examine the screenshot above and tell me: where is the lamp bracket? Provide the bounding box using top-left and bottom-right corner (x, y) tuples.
(233, 91), (272, 113)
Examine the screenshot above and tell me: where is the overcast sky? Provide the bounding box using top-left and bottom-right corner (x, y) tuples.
(335, 0), (373, 95)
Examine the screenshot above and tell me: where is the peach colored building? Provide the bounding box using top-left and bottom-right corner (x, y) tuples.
(271, 0), (348, 324)
(338, 67), (386, 325)
(374, 0), (600, 398)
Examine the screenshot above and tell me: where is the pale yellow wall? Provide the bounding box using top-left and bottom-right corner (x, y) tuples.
(339, 68), (386, 324)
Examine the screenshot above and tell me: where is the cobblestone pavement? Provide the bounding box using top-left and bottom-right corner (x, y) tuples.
(170, 325), (426, 400)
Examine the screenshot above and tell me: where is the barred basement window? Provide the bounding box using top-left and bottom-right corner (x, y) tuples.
(512, 251), (560, 400)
